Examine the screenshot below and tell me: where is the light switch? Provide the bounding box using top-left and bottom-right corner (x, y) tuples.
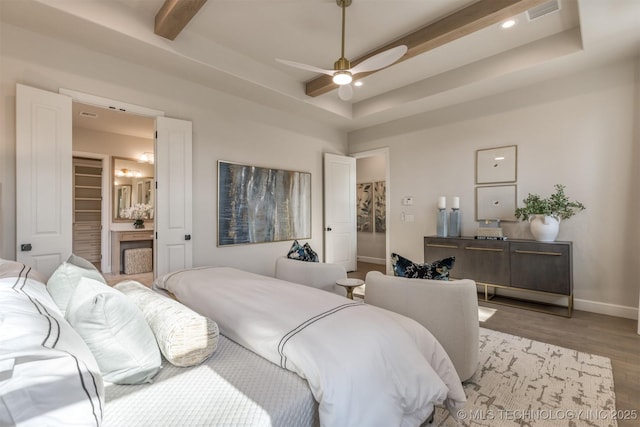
(405, 214), (415, 222)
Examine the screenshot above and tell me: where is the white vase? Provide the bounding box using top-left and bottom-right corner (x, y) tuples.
(529, 215), (560, 242)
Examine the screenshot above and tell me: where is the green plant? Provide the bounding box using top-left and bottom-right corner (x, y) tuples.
(514, 184), (585, 221)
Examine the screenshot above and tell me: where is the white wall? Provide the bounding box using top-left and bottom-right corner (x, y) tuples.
(0, 23), (347, 276)
(356, 155), (386, 263)
(349, 59), (640, 319)
(74, 127), (154, 160)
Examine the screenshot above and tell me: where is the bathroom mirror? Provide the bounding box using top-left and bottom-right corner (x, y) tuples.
(112, 156), (154, 222)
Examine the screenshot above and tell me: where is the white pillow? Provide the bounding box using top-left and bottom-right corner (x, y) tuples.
(65, 277), (161, 385)
(0, 275), (104, 426)
(115, 280), (219, 367)
(47, 261), (107, 314)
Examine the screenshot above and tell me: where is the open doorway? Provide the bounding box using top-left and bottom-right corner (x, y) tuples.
(350, 148), (390, 280)
(71, 101), (155, 284)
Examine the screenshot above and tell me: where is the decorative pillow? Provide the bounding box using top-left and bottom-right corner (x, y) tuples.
(302, 243), (319, 262)
(114, 280), (219, 367)
(286, 240), (319, 262)
(391, 253), (455, 280)
(47, 261), (107, 314)
(67, 253), (99, 271)
(65, 277), (161, 385)
(0, 274), (104, 426)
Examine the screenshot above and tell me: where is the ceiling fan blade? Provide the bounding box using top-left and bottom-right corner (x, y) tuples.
(276, 59), (335, 76)
(338, 84), (353, 101)
(349, 45), (408, 75)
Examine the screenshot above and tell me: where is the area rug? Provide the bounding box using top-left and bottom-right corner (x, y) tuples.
(434, 328), (617, 427)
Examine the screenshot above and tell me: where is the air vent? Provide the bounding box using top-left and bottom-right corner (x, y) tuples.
(79, 111), (98, 118)
(527, 0), (560, 21)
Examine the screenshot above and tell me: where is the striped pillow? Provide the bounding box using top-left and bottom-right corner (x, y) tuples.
(0, 268), (104, 426)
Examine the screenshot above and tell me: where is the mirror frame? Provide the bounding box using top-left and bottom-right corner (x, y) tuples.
(112, 156), (154, 222)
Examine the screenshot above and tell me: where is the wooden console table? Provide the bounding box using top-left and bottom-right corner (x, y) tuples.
(424, 236), (573, 317)
(111, 230), (154, 274)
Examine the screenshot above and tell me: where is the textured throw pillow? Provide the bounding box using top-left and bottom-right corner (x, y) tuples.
(391, 253), (455, 280)
(286, 240), (319, 262)
(114, 280), (219, 367)
(302, 242), (319, 262)
(47, 261), (107, 314)
(0, 274), (104, 426)
(65, 277), (161, 385)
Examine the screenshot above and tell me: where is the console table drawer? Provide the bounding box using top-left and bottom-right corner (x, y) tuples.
(461, 240), (509, 285)
(510, 242), (572, 295)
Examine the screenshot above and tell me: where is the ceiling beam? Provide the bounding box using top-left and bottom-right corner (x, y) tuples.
(155, 0), (208, 41)
(305, 0), (550, 97)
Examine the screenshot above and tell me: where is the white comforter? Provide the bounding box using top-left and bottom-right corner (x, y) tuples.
(156, 267), (466, 427)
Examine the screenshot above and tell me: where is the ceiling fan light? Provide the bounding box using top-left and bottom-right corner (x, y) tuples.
(333, 72), (352, 85)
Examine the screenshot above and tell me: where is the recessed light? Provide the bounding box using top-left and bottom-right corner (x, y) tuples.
(354, 81), (363, 87)
(499, 19), (517, 29)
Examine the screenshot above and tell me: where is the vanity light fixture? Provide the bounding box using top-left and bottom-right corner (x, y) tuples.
(115, 168), (142, 178)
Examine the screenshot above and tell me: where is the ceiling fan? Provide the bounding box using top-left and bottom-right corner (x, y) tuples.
(276, 0), (408, 101)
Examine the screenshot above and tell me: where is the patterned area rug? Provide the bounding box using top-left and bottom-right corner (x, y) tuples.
(434, 327), (617, 427)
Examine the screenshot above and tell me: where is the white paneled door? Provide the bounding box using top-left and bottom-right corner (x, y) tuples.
(16, 84), (73, 278)
(323, 153), (356, 272)
(155, 117), (192, 277)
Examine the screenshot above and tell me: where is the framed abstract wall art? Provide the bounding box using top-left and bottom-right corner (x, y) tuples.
(476, 145), (517, 184)
(475, 184), (517, 222)
(374, 181), (386, 233)
(217, 161), (311, 246)
(357, 182), (373, 232)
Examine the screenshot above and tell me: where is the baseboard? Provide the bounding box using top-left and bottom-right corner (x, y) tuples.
(574, 298), (638, 320)
(357, 256), (385, 265)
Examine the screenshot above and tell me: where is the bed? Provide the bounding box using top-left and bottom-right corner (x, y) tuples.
(0, 259), (318, 427)
(156, 266), (466, 427)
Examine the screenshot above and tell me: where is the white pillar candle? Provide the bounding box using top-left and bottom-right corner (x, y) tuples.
(452, 196), (460, 209)
(438, 196), (446, 210)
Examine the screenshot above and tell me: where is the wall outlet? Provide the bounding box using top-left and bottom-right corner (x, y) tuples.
(402, 196), (414, 206)
(405, 214), (415, 222)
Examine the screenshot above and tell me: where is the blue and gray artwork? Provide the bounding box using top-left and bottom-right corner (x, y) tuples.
(218, 161), (311, 245)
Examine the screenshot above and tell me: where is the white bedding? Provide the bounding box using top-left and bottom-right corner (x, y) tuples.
(157, 267), (466, 427)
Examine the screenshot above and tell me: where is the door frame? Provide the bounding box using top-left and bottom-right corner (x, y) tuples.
(351, 147), (391, 274)
(60, 88), (164, 273)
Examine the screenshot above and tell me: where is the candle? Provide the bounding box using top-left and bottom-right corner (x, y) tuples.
(452, 196), (460, 210)
(438, 196), (446, 210)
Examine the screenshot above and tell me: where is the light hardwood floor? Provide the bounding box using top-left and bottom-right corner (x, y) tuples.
(351, 262), (640, 426)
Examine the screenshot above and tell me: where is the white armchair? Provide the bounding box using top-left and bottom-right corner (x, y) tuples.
(364, 271), (479, 382)
(274, 257), (347, 296)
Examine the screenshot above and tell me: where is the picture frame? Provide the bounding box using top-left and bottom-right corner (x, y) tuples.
(357, 183), (373, 232)
(217, 161), (311, 246)
(476, 145), (517, 184)
(476, 184), (517, 221)
(374, 181), (386, 233)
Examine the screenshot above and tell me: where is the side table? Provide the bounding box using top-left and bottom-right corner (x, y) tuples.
(336, 278), (365, 300)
